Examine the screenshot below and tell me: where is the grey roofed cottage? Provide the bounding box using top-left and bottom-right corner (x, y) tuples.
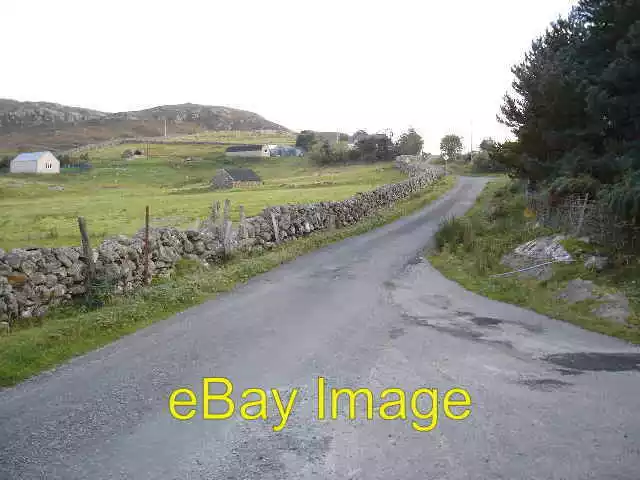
(211, 168), (262, 189)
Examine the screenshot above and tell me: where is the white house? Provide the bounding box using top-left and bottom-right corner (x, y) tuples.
(225, 144), (271, 158)
(10, 151), (60, 174)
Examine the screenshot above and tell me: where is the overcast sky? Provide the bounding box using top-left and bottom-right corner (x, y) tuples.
(3, 0), (576, 152)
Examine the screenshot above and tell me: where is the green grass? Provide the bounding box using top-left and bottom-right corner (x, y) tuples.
(169, 130), (296, 144)
(0, 144), (407, 249)
(428, 179), (640, 343)
(429, 157), (506, 177)
(0, 176), (456, 387)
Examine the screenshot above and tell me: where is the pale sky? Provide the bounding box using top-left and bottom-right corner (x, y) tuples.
(2, 0), (576, 152)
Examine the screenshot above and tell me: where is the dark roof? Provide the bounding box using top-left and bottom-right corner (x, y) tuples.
(223, 168), (262, 182)
(225, 144), (264, 152)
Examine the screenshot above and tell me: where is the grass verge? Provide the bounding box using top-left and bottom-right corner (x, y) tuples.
(0, 176), (457, 387)
(428, 179), (640, 343)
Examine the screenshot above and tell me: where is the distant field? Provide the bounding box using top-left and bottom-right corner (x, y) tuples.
(0, 140), (405, 250)
(169, 130), (296, 145)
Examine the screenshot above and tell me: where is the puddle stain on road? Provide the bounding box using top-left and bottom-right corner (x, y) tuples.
(543, 353), (640, 372)
(555, 368), (585, 376)
(400, 313), (517, 351)
(388, 327), (406, 339)
(517, 378), (573, 392)
(468, 316), (503, 328)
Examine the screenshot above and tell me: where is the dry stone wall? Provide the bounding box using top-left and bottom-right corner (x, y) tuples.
(394, 155), (439, 177)
(0, 167), (443, 322)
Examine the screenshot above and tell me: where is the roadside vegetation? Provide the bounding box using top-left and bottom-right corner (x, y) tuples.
(429, 0), (640, 344)
(0, 176), (456, 387)
(497, 0), (640, 227)
(429, 179), (640, 343)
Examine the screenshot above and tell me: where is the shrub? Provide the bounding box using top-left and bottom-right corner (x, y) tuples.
(0, 156), (10, 171)
(435, 216), (475, 252)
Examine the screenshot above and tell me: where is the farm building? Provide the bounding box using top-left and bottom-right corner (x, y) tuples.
(225, 144), (270, 158)
(10, 151), (60, 174)
(269, 145), (304, 157)
(211, 168), (262, 189)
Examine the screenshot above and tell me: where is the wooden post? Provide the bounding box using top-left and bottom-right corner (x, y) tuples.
(238, 205), (246, 240)
(328, 214), (336, 232)
(270, 209), (280, 244)
(223, 199), (231, 224)
(211, 200), (220, 223)
(143, 206), (150, 285)
(223, 219), (233, 258)
(577, 193), (590, 236)
(78, 217), (96, 293)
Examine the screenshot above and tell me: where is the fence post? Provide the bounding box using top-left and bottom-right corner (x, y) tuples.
(328, 213), (337, 232)
(576, 193), (589, 236)
(143, 206), (150, 285)
(238, 205), (246, 240)
(220, 199), (232, 258)
(223, 199), (230, 224)
(270, 208), (280, 244)
(211, 200), (220, 224)
(77, 217), (96, 295)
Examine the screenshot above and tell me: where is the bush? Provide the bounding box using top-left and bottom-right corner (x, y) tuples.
(549, 174), (600, 197)
(435, 216), (476, 252)
(471, 150), (508, 173)
(309, 141), (358, 166)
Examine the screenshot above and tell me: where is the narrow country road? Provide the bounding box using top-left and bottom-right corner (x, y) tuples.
(1, 177), (639, 480)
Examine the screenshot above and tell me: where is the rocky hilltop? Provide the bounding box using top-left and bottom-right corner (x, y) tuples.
(0, 99), (289, 151)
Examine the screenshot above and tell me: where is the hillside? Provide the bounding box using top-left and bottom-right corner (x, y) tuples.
(0, 99), (289, 152)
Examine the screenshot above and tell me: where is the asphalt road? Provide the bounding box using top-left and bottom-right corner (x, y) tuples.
(1, 176), (639, 480)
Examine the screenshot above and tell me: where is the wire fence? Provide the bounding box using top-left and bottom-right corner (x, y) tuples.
(525, 188), (640, 252)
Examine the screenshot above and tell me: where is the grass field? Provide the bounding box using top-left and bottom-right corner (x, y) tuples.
(0, 176), (456, 386)
(169, 130), (296, 144)
(0, 137), (405, 250)
(428, 179), (640, 343)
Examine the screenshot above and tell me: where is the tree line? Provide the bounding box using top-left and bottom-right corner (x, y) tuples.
(296, 129), (425, 165)
(497, 0), (640, 224)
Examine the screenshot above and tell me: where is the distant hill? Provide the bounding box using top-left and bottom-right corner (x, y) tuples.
(0, 99), (290, 152)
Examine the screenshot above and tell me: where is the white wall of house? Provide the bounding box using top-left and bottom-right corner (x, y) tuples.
(10, 158), (38, 173)
(36, 152), (60, 173)
(10, 152), (60, 174)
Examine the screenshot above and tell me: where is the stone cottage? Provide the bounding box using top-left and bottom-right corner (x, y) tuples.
(211, 168), (262, 189)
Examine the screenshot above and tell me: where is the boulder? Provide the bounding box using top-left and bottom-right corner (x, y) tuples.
(29, 272), (47, 285)
(592, 293), (630, 324)
(557, 279), (596, 303)
(584, 255), (609, 272)
(5, 252), (23, 269)
(512, 236), (573, 263)
(0, 262), (11, 275)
